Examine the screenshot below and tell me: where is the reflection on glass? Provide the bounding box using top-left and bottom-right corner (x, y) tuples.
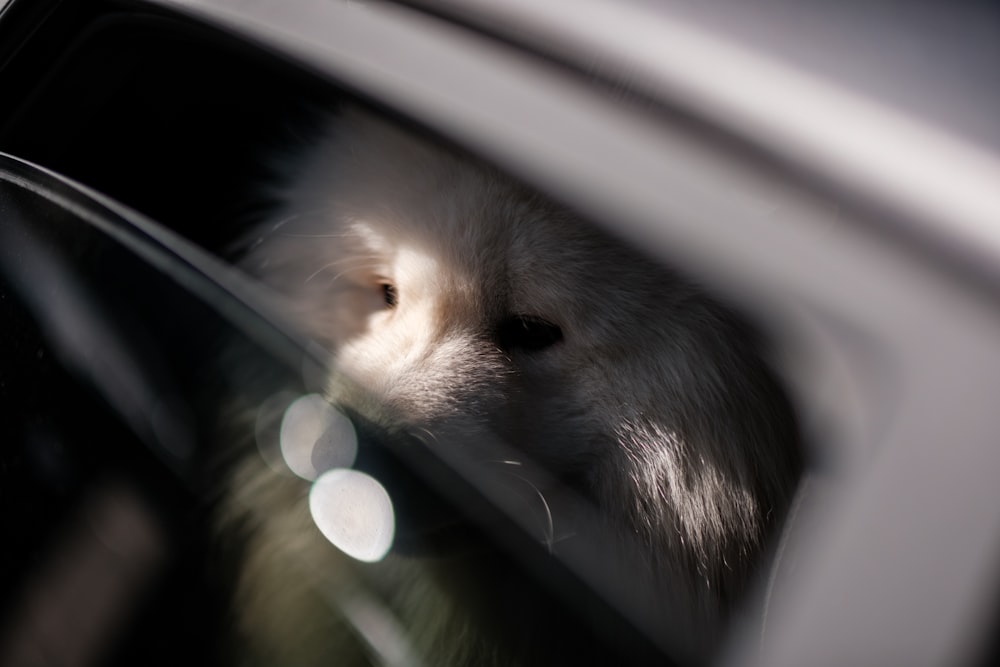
(279, 393), (357, 480)
(309, 468), (395, 563)
(276, 393), (394, 562)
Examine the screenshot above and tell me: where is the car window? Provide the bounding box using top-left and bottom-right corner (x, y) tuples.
(0, 59), (798, 667)
(0, 139), (714, 666)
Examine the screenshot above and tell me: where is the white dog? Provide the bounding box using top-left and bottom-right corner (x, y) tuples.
(220, 107), (802, 666)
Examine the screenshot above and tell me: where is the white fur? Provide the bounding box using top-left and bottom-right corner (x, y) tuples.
(222, 108), (801, 665)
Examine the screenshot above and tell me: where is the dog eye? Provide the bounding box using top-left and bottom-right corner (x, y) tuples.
(381, 282), (398, 308)
(495, 315), (563, 352)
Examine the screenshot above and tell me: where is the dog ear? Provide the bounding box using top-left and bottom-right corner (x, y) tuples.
(598, 321), (802, 606)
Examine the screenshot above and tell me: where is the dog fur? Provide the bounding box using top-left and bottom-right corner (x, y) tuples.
(220, 107), (802, 666)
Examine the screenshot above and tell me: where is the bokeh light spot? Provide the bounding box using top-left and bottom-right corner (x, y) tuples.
(309, 469), (395, 563)
(279, 393), (357, 480)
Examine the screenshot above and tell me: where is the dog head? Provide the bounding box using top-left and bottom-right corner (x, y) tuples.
(241, 108), (802, 618)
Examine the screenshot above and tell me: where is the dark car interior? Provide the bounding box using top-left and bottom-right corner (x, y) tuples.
(0, 3), (350, 665)
(0, 2), (336, 252)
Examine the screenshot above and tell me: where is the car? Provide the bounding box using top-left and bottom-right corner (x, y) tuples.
(2, 1), (1000, 665)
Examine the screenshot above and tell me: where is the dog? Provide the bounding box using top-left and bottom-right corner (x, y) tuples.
(218, 107), (802, 666)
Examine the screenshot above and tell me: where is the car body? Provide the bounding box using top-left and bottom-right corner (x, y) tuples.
(2, 1), (999, 665)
